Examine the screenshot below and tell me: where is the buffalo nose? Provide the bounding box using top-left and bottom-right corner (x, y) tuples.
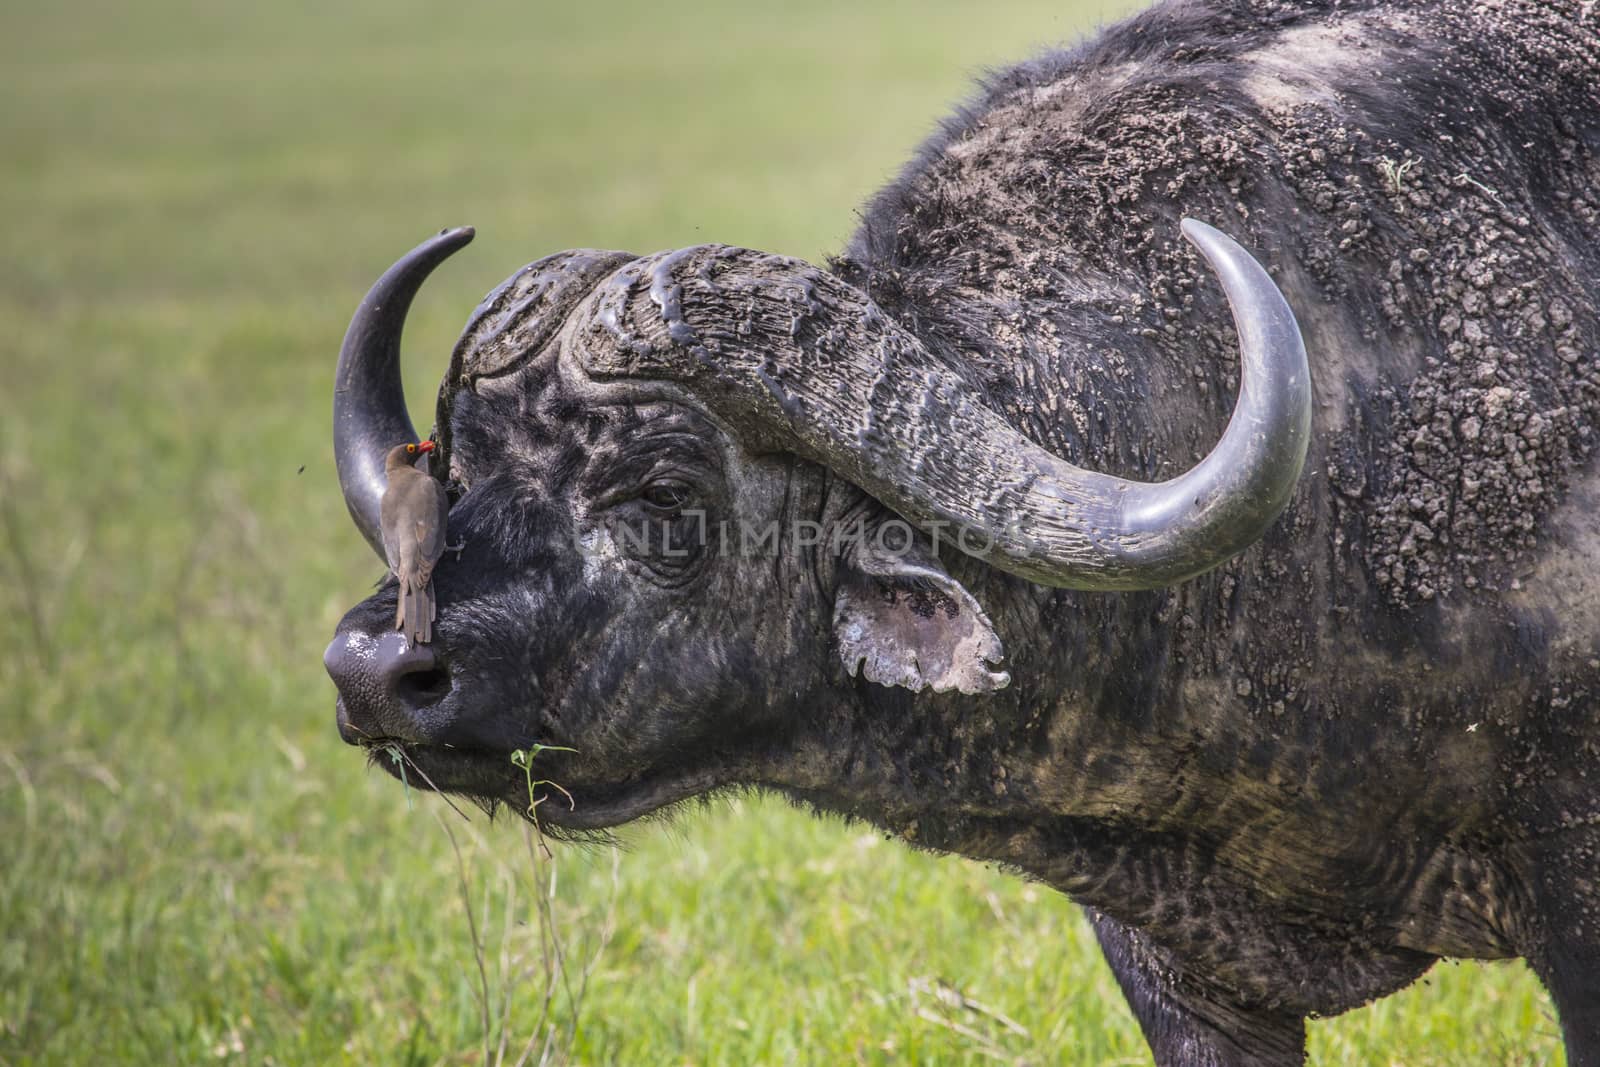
(324, 630), (453, 744)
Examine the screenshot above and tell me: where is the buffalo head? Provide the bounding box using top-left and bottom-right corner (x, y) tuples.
(323, 223), (1309, 830)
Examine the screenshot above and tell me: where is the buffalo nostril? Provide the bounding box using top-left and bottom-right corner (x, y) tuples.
(325, 630), (453, 744)
(395, 664), (452, 710)
(369, 636), (450, 710)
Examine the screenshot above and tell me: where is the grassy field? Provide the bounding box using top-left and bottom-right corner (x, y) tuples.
(0, 0), (1566, 1063)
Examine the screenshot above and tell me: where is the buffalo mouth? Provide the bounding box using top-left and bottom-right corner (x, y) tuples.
(353, 735), (723, 832)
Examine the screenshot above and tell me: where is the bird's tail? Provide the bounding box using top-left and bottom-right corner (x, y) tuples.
(395, 575), (436, 645)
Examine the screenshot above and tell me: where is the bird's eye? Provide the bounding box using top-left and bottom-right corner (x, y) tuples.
(641, 482), (688, 511)
(406, 443), (417, 454)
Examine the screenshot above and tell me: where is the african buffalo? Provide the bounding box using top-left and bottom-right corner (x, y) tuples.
(324, 0), (1600, 1062)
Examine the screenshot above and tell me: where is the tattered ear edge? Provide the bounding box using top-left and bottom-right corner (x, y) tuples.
(832, 554), (1010, 696)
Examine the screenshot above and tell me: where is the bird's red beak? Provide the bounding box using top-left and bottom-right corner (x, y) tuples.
(417, 440), (436, 454)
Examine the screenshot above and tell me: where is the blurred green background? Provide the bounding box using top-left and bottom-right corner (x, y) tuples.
(0, 0), (1564, 1063)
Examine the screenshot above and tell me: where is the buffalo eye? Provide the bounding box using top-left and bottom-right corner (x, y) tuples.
(610, 477), (709, 583)
(641, 480), (690, 513)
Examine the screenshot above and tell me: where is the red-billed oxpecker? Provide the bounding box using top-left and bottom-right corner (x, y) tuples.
(380, 441), (448, 645)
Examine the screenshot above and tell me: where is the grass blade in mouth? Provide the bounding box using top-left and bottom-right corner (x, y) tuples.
(365, 739), (472, 823)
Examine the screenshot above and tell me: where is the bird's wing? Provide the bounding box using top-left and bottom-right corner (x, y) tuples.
(386, 472), (450, 576)
(416, 479), (450, 563)
(379, 487), (404, 574)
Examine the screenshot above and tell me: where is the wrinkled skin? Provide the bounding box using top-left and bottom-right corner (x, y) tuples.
(328, 1), (1600, 1063)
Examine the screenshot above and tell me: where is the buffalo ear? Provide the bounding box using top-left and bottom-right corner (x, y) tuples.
(832, 529), (1009, 696)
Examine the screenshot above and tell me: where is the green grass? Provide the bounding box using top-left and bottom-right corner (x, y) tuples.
(0, 0), (1565, 1063)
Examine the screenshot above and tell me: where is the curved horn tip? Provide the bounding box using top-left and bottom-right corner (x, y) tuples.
(1179, 217), (1239, 260)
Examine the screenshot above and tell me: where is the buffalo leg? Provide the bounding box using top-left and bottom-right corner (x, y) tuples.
(1090, 911), (1306, 1067)
(1527, 830), (1600, 1067)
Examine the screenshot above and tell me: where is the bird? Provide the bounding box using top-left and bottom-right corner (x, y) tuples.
(380, 440), (450, 644)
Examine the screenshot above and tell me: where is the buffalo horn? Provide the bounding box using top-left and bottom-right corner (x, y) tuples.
(334, 227), (473, 562)
(573, 219), (1311, 590)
